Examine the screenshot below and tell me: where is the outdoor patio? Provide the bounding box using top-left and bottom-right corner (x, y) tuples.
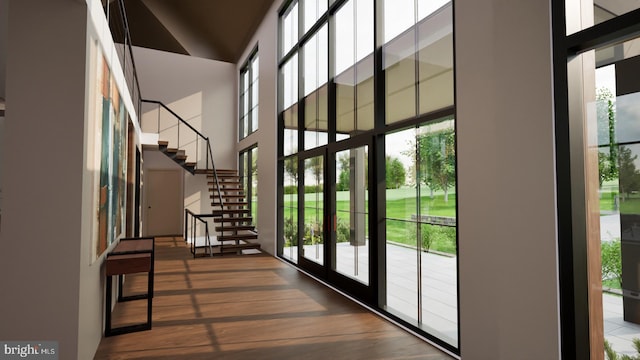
(287, 228), (640, 355)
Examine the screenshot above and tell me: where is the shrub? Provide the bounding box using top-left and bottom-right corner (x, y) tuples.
(602, 239), (622, 288)
(421, 224), (456, 254)
(336, 217), (350, 243)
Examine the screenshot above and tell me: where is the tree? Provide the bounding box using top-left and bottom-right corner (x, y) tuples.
(417, 128), (456, 202)
(618, 146), (640, 201)
(597, 88), (618, 187)
(337, 153), (350, 191)
(385, 156), (406, 189)
(284, 157), (298, 183)
(599, 151), (615, 188)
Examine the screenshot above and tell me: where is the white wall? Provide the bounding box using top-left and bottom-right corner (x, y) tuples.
(133, 46), (236, 169)
(0, 1), (87, 358)
(236, 1), (280, 255)
(456, 0), (561, 359)
(1, 1), (142, 359)
(134, 46), (236, 220)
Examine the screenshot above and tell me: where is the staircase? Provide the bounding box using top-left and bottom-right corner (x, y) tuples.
(157, 140), (196, 174)
(144, 100), (260, 256)
(207, 169), (260, 255)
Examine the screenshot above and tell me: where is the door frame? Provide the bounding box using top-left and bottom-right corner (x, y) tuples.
(295, 136), (376, 304)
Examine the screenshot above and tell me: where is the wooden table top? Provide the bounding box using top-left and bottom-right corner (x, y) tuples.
(112, 238), (153, 255)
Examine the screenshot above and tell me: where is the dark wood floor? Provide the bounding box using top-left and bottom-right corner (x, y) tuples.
(94, 236), (454, 360)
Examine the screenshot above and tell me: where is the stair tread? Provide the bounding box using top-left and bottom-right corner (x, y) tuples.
(215, 225), (255, 231)
(213, 216), (253, 223)
(158, 140), (169, 147)
(218, 233), (258, 241)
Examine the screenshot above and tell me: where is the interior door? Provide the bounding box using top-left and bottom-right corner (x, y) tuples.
(144, 169), (182, 236)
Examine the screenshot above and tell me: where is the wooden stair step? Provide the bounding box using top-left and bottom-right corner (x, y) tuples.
(218, 242), (261, 253)
(218, 233), (258, 242)
(213, 216), (253, 223)
(215, 225), (255, 232)
(212, 209), (251, 216)
(218, 194), (246, 199)
(209, 196), (247, 204)
(185, 162), (196, 168)
(158, 140), (169, 147)
(211, 187), (242, 192)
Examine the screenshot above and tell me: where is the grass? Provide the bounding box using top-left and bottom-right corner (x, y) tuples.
(285, 187), (458, 254)
(603, 278), (621, 291)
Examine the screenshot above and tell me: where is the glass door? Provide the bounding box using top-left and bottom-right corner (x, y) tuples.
(301, 154), (325, 267)
(332, 145), (369, 286)
(296, 142), (375, 301)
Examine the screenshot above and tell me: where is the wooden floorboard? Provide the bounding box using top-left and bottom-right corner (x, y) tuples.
(94, 236), (454, 360)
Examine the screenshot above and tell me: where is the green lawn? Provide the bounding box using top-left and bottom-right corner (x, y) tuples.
(285, 187), (458, 254)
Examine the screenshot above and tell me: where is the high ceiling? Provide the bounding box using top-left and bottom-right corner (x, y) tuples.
(110, 0), (276, 63)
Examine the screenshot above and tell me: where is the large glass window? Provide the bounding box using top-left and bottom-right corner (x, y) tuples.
(566, 1), (640, 35)
(281, 54), (299, 156)
(334, 0), (374, 140)
(303, 156), (324, 265)
(385, 117), (457, 347)
(382, 0), (453, 124)
(278, 0), (456, 352)
(281, 2), (299, 57)
(239, 50), (259, 139)
(239, 146), (258, 228)
(334, 146), (369, 284)
(303, 24), (329, 150)
(282, 156), (299, 263)
(561, 2), (640, 358)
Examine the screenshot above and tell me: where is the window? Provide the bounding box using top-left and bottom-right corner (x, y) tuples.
(239, 146), (258, 228)
(239, 49), (259, 139)
(558, 2), (640, 358)
(277, 0), (457, 353)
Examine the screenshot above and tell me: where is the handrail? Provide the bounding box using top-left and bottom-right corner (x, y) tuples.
(142, 99), (225, 220)
(141, 99), (207, 140)
(185, 209), (220, 257)
(117, 0), (143, 115)
(107, 1), (227, 248)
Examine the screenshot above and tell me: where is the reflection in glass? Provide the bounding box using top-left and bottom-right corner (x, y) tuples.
(282, 55), (298, 111)
(335, 0), (374, 138)
(304, 25), (329, 150)
(283, 156), (299, 263)
(385, 30), (416, 124)
(571, 36), (640, 355)
(334, 147), (369, 284)
(282, 2), (299, 56)
(384, 2), (453, 124)
(251, 147), (258, 226)
(566, 1), (640, 36)
(304, 156), (324, 265)
(283, 104), (298, 156)
(418, 7), (453, 114)
(304, 0), (328, 33)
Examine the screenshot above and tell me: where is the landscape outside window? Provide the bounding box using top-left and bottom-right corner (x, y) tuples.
(278, 0), (457, 351)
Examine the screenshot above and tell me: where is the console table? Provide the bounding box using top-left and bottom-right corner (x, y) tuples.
(105, 237), (155, 337)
